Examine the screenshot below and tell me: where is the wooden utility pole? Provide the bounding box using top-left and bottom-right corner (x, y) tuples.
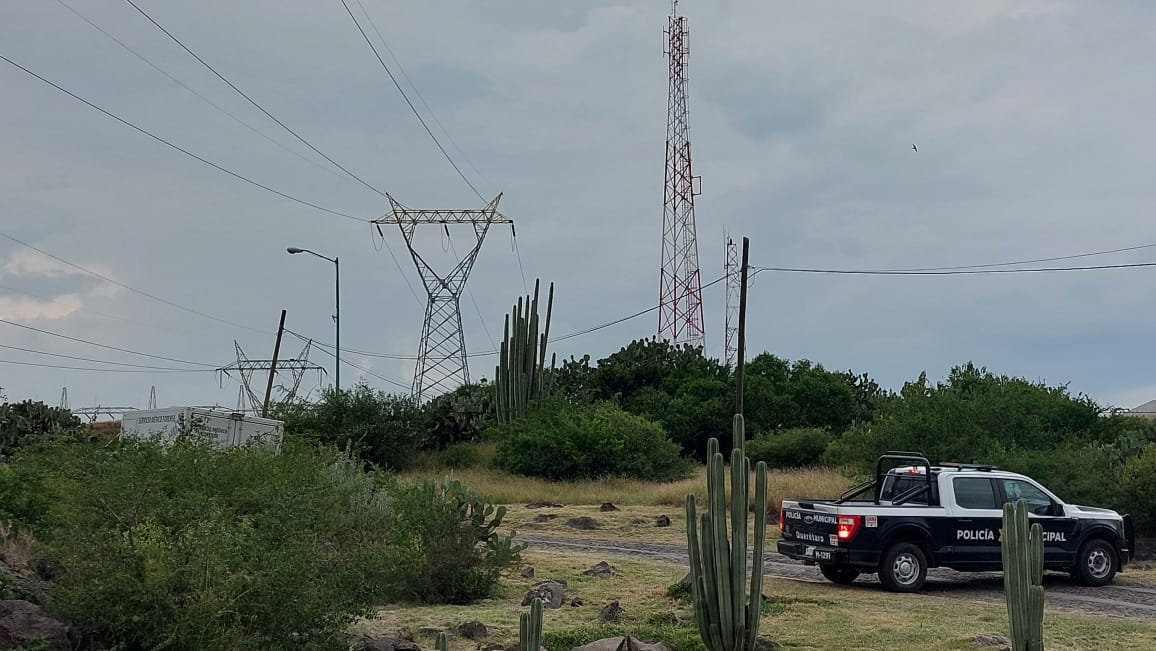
(735, 237), (750, 417)
(262, 310), (287, 418)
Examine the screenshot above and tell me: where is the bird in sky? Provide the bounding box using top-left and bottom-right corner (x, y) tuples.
(912, 143), (918, 152)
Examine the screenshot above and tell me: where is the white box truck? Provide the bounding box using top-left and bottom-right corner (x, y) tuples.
(119, 407), (283, 454)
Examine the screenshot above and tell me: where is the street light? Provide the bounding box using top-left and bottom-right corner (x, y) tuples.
(287, 247), (340, 391)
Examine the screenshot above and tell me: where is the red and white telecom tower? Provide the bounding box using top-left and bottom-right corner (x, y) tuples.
(658, 1), (705, 348)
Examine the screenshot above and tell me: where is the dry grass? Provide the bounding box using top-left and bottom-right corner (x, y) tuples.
(1121, 561), (1156, 585)
(358, 548), (1156, 651)
(400, 465), (852, 511)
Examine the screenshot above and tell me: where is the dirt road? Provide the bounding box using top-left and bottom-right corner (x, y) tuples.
(518, 534), (1156, 620)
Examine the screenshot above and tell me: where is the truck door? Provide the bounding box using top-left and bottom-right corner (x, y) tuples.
(995, 478), (1079, 565)
(945, 476), (1003, 568)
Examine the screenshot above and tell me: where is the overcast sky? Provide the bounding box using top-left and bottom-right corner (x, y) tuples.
(3, 0), (1156, 414)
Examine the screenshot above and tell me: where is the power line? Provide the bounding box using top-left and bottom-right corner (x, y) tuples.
(294, 332), (411, 390)
(0, 53), (366, 223)
(121, 0), (390, 201)
(0, 342), (214, 371)
(873, 241), (1156, 272)
(54, 0), (352, 186)
(752, 261), (1156, 276)
(0, 358), (213, 373)
(338, 0), (484, 200)
(0, 317), (217, 368)
(0, 231), (271, 335)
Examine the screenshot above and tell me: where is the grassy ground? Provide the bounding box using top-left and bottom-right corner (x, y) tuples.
(401, 465), (853, 509)
(358, 549), (1156, 651)
(500, 503), (779, 547)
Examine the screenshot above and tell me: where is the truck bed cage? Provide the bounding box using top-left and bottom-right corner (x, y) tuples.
(937, 461), (998, 472)
(874, 451), (933, 505)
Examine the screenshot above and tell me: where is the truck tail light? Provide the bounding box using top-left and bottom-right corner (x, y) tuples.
(837, 515), (862, 541)
(779, 508), (785, 531)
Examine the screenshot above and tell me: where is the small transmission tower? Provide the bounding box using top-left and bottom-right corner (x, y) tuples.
(372, 193), (511, 403)
(658, 0), (705, 348)
(217, 340), (325, 413)
(724, 235), (740, 367)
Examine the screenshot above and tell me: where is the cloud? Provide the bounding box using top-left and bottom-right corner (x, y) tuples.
(2, 0), (1156, 410)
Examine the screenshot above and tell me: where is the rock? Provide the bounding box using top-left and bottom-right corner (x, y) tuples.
(533, 514), (557, 523)
(598, 600), (625, 623)
(522, 580), (566, 609)
(358, 636), (422, 651)
(656, 515), (671, 527)
(599, 502), (619, 512)
(480, 644), (505, 651)
(566, 516), (599, 530)
(0, 600), (72, 651)
(525, 501), (563, 509)
(678, 572), (693, 587)
(571, 636), (673, 651)
(570, 597), (584, 607)
(520, 566), (535, 579)
(457, 621), (488, 640)
(971, 634), (1010, 648)
(31, 559), (61, 582)
(583, 561), (619, 578)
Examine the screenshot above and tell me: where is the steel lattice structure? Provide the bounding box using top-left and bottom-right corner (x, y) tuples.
(372, 193), (512, 402)
(724, 235), (740, 367)
(216, 340), (325, 413)
(658, 2), (705, 348)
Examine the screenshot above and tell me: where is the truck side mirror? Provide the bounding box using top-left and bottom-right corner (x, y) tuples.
(1050, 502), (1065, 517)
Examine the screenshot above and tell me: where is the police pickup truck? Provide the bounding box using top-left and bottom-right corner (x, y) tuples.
(776, 453), (1135, 592)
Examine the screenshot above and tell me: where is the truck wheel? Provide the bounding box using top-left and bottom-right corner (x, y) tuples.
(1073, 538), (1117, 587)
(819, 564), (860, 585)
(879, 542), (927, 592)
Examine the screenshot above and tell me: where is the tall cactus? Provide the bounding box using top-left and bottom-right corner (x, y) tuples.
(436, 632), (449, 651)
(520, 595), (544, 651)
(685, 413), (769, 651)
(495, 279), (555, 423)
(1002, 497), (1045, 651)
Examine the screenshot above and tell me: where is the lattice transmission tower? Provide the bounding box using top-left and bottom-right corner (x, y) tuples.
(658, 1), (705, 348)
(372, 193), (512, 403)
(217, 340), (325, 413)
(724, 235), (740, 367)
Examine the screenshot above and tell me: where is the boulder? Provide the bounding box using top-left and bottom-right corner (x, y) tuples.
(970, 633), (1010, 649)
(0, 600), (72, 650)
(520, 566), (536, 579)
(566, 517), (599, 530)
(522, 580), (566, 609)
(525, 501), (564, 509)
(457, 621), (488, 640)
(598, 600), (625, 623)
(599, 502), (619, 512)
(570, 597), (584, 607)
(571, 636), (673, 651)
(656, 515), (671, 528)
(583, 561), (619, 578)
(533, 514), (557, 523)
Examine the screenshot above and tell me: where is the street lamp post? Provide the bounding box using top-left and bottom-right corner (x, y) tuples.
(287, 247), (339, 391)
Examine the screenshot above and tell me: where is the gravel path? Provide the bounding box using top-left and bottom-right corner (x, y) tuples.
(517, 534), (1156, 620)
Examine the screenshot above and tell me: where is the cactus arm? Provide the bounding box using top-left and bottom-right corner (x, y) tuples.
(746, 460), (768, 650)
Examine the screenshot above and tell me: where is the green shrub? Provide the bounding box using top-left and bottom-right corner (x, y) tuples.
(1122, 445), (1156, 535)
(271, 382), (422, 471)
(745, 427), (832, 469)
(440, 442), (484, 469)
(13, 440), (395, 650)
(491, 401), (694, 482)
(991, 445), (1126, 512)
(0, 400), (82, 457)
(379, 476), (523, 604)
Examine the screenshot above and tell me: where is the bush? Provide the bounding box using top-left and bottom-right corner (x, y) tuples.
(990, 445), (1126, 512)
(438, 442), (488, 469)
(379, 477), (523, 604)
(1123, 445), (1156, 535)
(12, 440), (395, 650)
(492, 401), (694, 482)
(271, 382), (422, 471)
(746, 427), (832, 469)
(0, 400), (83, 457)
